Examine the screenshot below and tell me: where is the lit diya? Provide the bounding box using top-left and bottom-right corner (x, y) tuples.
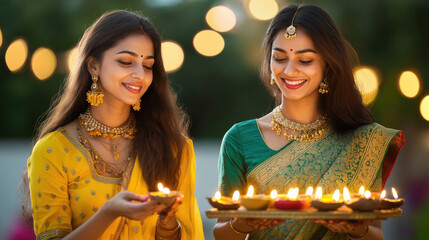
(274, 187), (311, 210)
(344, 186), (380, 211)
(311, 187), (343, 211)
(148, 183), (180, 206)
(241, 185), (271, 210)
(206, 191), (240, 210)
(377, 188), (405, 210)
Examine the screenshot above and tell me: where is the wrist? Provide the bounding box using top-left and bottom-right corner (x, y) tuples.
(156, 218), (181, 239)
(347, 225), (369, 239)
(229, 219), (253, 235)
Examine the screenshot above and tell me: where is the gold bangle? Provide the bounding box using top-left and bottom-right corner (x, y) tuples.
(229, 219), (249, 235)
(156, 221), (181, 239)
(347, 225), (369, 239)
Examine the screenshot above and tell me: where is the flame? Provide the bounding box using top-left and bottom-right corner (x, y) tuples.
(333, 189), (340, 202)
(392, 187), (398, 199)
(270, 190), (278, 199)
(214, 191), (221, 201)
(247, 185), (254, 197)
(287, 188), (299, 200)
(232, 190), (240, 201)
(380, 190), (386, 199)
(163, 187), (170, 194)
(359, 186), (365, 196)
(343, 187), (350, 202)
(364, 190), (371, 199)
(158, 183), (164, 192)
(315, 187), (323, 200)
(305, 186), (314, 196)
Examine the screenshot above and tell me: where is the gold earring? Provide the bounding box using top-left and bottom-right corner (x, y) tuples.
(319, 77), (329, 94)
(86, 75), (104, 106)
(132, 99), (141, 111)
(270, 74), (276, 85)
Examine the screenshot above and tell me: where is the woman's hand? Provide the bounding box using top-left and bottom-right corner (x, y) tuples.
(102, 191), (167, 221)
(157, 194), (184, 229)
(232, 218), (285, 232)
(312, 219), (370, 236)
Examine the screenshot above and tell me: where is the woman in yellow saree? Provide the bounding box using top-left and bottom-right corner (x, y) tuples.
(214, 4), (404, 240)
(25, 10), (203, 240)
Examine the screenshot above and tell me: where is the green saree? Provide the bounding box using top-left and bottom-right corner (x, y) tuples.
(218, 119), (404, 240)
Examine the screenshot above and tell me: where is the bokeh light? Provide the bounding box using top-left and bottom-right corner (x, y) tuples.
(31, 47), (57, 80)
(420, 95), (429, 121)
(248, 0), (278, 21)
(206, 6), (236, 32)
(5, 38), (28, 72)
(353, 66), (379, 106)
(161, 41), (184, 72)
(193, 30), (225, 57)
(0, 28), (3, 48)
(398, 70), (421, 98)
(67, 48), (78, 72)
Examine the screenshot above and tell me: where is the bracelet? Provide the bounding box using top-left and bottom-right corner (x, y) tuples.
(346, 225), (369, 239)
(157, 220), (181, 232)
(229, 219), (249, 236)
(156, 220), (181, 240)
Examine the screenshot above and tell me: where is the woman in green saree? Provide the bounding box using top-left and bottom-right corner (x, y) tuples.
(213, 4), (404, 240)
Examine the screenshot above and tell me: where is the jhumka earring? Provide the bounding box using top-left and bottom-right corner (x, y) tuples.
(284, 5), (302, 40)
(271, 73), (276, 85)
(319, 77), (329, 94)
(132, 99), (141, 111)
(86, 75), (104, 106)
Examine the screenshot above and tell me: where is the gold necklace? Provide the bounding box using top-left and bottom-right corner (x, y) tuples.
(271, 106), (328, 142)
(78, 123), (131, 178)
(79, 108), (136, 139)
(96, 137), (127, 161)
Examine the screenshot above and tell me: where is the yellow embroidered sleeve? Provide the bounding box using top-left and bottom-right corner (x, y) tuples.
(28, 133), (72, 239)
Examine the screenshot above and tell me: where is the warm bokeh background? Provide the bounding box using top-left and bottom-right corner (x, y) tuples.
(1, 0), (428, 239)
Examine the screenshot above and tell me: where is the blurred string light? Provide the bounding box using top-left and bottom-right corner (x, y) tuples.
(161, 41), (184, 72)
(0, 27), (3, 48)
(67, 48), (78, 72)
(193, 30), (225, 57)
(31, 47), (57, 80)
(5, 38), (28, 72)
(206, 6), (237, 32)
(248, 0), (278, 21)
(420, 95), (429, 121)
(353, 66), (379, 106)
(398, 70), (421, 98)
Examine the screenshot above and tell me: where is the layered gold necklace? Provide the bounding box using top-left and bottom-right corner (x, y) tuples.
(271, 106), (328, 142)
(77, 109), (135, 177)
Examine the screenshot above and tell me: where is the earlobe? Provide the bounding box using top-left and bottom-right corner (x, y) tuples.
(86, 57), (99, 76)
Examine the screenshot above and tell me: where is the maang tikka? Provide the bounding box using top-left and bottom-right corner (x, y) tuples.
(284, 5), (302, 40)
(86, 75), (104, 106)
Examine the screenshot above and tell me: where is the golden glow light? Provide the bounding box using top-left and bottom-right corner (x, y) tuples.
(270, 190), (278, 199)
(364, 190), (371, 199)
(380, 190), (386, 199)
(161, 41), (184, 73)
(0, 28), (3, 48)
(392, 187), (398, 199)
(315, 187), (322, 200)
(67, 48), (78, 72)
(305, 186), (313, 196)
(31, 47), (57, 80)
(5, 38), (28, 72)
(359, 186), (365, 196)
(333, 189), (340, 202)
(157, 183), (164, 191)
(354, 67), (379, 106)
(399, 71), (420, 98)
(214, 191), (221, 201)
(343, 187), (350, 202)
(247, 185), (254, 197)
(193, 30), (225, 57)
(287, 188), (299, 200)
(419, 95), (429, 121)
(232, 190), (240, 201)
(249, 0), (278, 21)
(206, 6), (236, 32)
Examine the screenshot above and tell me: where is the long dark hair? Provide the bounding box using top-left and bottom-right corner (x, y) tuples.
(22, 10), (188, 213)
(260, 5), (374, 133)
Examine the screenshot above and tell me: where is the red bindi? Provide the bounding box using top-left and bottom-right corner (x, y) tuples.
(290, 49), (293, 51)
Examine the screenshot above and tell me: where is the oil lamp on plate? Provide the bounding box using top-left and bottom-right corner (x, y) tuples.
(344, 187), (380, 211)
(376, 188), (405, 210)
(275, 187), (311, 210)
(207, 191), (240, 210)
(240, 185), (271, 210)
(148, 183), (180, 206)
(311, 188), (343, 211)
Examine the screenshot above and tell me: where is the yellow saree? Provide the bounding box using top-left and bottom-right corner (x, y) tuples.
(218, 120), (404, 239)
(28, 128), (204, 240)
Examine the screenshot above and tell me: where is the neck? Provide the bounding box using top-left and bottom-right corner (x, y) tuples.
(280, 96), (321, 124)
(90, 104), (131, 127)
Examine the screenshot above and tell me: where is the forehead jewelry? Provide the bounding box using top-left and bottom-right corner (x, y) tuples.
(284, 5), (302, 40)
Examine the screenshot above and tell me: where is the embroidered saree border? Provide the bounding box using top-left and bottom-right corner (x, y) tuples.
(36, 228), (70, 240)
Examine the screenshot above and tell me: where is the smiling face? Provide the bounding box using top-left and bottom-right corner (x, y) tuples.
(270, 28), (326, 104)
(88, 33), (155, 108)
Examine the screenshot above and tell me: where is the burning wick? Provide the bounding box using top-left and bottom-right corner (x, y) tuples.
(359, 186), (365, 196)
(305, 186), (314, 196)
(392, 187), (399, 199)
(232, 190), (240, 202)
(315, 187), (323, 200)
(364, 190), (372, 199)
(380, 190), (386, 200)
(343, 187), (351, 202)
(270, 190), (278, 199)
(247, 185), (254, 197)
(333, 189), (340, 202)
